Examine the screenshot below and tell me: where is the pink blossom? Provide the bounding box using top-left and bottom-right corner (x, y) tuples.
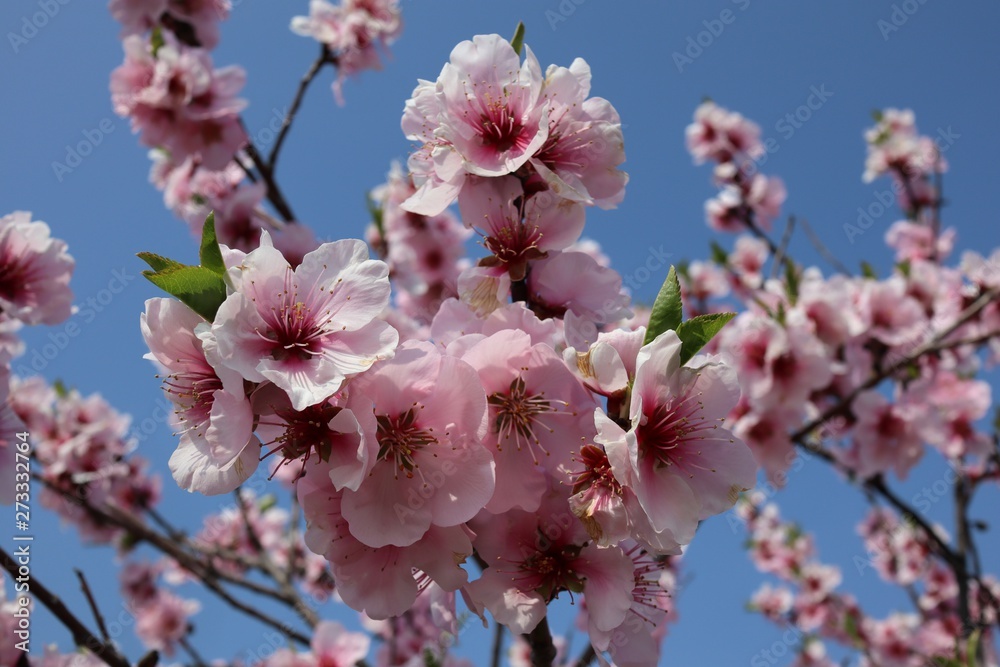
(468, 488), (635, 634)
(733, 403), (801, 487)
(461, 329), (597, 513)
(134, 590), (200, 656)
(298, 462), (474, 618)
(339, 341), (493, 547)
(718, 314), (833, 411)
(600, 331), (757, 548)
(120, 560), (162, 608)
(110, 0), (230, 49)
(0, 211), (74, 325)
(530, 57), (628, 208)
(589, 546), (677, 666)
(111, 35), (247, 170)
(527, 250), (631, 324)
(401, 34), (547, 215)
(291, 0), (402, 104)
(564, 325), (644, 398)
(750, 583), (794, 620)
(885, 220), (955, 262)
(458, 176), (584, 279)
(252, 382), (378, 491)
(212, 233), (398, 411)
(141, 297), (259, 494)
(686, 101), (763, 165)
(843, 391), (924, 480)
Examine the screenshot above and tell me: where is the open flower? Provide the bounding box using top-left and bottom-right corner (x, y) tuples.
(0, 211), (74, 326)
(401, 34), (548, 215)
(212, 233), (398, 411)
(599, 331), (757, 547)
(141, 297), (258, 494)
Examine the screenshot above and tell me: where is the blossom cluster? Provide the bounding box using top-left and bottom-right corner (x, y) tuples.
(685, 101), (787, 232)
(0, 211), (74, 506)
(682, 104), (1000, 490)
(133, 32), (757, 666)
(291, 0), (403, 104)
(739, 494), (1000, 666)
(109, 0), (324, 258)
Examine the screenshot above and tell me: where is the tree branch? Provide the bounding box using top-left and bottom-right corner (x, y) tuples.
(269, 44), (337, 171)
(0, 548), (131, 667)
(524, 616), (557, 667)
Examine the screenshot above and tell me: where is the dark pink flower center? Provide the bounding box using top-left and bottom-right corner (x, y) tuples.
(636, 394), (717, 469)
(488, 376), (566, 460)
(478, 98), (528, 153)
(162, 368), (223, 430)
(376, 408), (437, 478)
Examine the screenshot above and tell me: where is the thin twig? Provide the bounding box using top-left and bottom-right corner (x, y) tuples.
(240, 120), (297, 223)
(38, 477), (312, 646)
(179, 636), (209, 667)
(0, 548), (131, 667)
(269, 44), (337, 171)
(799, 217), (852, 275)
(74, 569), (111, 642)
(769, 215), (796, 280)
(490, 622), (505, 667)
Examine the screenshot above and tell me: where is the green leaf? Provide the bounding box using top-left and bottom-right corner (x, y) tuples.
(199, 212), (226, 275)
(257, 494), (278, 513)
(861, 260), (877, 279)
(784, 261), (800, 306)
(644, 266), (683, 346)
(675, 312), (735, 364)
(896, 258), (911, 277)
(366, 193), (384, 237)
(143, 265), (227, 321)
(967, 628), (982, 667)
(509, 21), (525, 56)
(150, 26), (165, 57)
(710, 241), (728, 265)
(137, 252), (185, 273)
(52, 379), (69, 398)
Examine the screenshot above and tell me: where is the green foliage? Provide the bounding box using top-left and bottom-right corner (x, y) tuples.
(676, 312), (735, 364)
(644, 266), (683, 346)
(139, 212), (228, 321)
(509, 21), (525, 56)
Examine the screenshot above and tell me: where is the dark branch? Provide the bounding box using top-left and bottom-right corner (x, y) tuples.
(0, 548), (130, 667)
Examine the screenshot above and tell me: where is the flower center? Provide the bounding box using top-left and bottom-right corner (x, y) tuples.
(376, 407), (437, 478)
(488, 376), (566, 461)
(636, 393), (717, 469)
(161, 369), (223, 432)
(479, 98), (526, 153)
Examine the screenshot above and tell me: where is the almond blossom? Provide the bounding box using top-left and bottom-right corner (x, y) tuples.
(0, 211), (74, 326)
(598, 331), (757, 548)
(211, 233), (398, 411)
(141, 297), (259, 494)
(401, 33), (547, 215)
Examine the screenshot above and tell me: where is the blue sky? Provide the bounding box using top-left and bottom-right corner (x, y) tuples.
(2, 1), (1000, 664)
